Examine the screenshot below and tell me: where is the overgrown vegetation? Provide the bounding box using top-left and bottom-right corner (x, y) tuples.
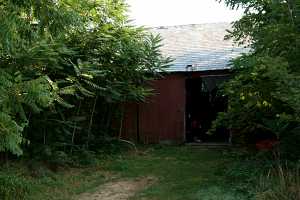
(0, 146), (253, 200)
(256, 164), (300, 200)
(0, 174), (31, 200)
(1, 0), (300, 199)
(0, 0), (171, 158)
(210, 0), (300, 198)
(0, 2), (172, 198)
(0, 160), (108, 200)
(211, 0), (300, 160)
(0, 145), (298, 200)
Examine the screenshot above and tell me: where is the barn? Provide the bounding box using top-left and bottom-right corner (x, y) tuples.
(121, 23), (247, 144)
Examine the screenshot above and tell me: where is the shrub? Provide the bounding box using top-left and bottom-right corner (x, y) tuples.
(72, 149), (98, 166)
(279, 126), (300, 161)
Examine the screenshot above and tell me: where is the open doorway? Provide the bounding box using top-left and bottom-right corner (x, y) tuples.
(185, 75), (230, 143)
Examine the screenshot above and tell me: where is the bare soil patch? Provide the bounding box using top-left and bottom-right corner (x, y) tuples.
(76, 176), (156, 200)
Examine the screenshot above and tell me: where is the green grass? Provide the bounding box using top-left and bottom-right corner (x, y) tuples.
(0, 162), (109, 200)
(0, 146), (255, 200)
(27, 168), (107, 200)
(103, 146), (249, 200)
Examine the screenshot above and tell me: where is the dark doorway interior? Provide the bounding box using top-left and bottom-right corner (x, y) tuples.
(185, 76), (230, 143)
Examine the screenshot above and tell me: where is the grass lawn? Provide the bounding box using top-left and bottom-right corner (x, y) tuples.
(0, 163), (109, 200)
(1, 146), (254, 200)
(105, 146), (248, 200)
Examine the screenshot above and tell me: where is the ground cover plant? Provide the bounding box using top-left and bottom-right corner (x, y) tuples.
(0, 161), (108, 200)
(0, 147), (298, 200)
(256, 164), (300, 200)
(0, 146), (260, 200)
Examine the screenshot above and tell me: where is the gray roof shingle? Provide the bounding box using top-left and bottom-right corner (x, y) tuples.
(150, 23), (248, 72)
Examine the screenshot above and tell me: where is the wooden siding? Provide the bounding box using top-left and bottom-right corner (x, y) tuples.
(121, 70), (230, 144)
(121, 74), (186, 144)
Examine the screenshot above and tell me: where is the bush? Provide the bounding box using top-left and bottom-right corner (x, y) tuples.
(0, 174), (31, 200)
(72, 149), (98, 166)
(279, 126), (300, 161)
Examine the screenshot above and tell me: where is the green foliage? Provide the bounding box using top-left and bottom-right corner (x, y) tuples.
(214, 0), (300, 158)
(220, 151), (272, 199)
(220, 151), (300, 200)
(0, 112), (25, 156)
(0, 174), (30, 200)
(0, 147), (245, 200)
(0, 72), (55, 155)
(212, 56), (300, 143)
(279, 127), (300, 160)
(0, 0), (171, 155)
(0, 160), (107, 200)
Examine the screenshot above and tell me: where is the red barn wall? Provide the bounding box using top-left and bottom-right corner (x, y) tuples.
(121, 103), (138, 141)
(122, 74), (186, 144)
(121, 70), (230, 144)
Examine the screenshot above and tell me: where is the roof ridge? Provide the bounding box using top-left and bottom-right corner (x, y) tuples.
(151, 22), (232, 29)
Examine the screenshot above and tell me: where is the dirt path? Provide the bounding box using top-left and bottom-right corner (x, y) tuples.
(76, 176), (156, 200)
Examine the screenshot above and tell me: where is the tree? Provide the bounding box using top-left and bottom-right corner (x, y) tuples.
(213, 0), (300, 158)
(0, 0), (171, 155)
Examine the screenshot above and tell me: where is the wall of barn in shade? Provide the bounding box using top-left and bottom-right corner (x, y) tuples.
(121, 73), (186, 144)
(120, 70), (230, 144)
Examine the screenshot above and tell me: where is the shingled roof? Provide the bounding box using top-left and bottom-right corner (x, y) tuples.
(151, 23), (248, 72)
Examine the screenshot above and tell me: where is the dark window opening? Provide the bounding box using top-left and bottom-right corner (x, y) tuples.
(185, 75), (230, 143)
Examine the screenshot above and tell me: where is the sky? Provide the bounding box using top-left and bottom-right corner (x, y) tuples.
(126, 0), (244, 27)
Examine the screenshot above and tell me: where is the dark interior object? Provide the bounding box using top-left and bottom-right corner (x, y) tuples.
(185, 76), (230, 143)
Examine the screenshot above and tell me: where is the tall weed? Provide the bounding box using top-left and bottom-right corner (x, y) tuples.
(0, 174), (30, 200)
(256, 164), (300, 200)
